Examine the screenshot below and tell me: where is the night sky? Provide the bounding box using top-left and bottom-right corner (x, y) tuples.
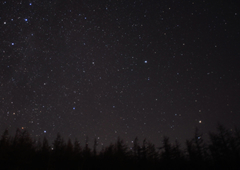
(1, 0), (240, 147)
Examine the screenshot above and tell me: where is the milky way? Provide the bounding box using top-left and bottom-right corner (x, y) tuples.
(0, 0), (240, 147)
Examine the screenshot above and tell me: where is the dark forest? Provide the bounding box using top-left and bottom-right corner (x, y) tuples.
(0, 124), (240, 170)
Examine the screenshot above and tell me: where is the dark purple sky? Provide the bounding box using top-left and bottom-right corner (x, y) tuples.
(0, 0), (239, 147)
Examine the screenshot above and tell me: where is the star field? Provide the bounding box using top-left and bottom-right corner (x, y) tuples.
(0, 0), (240, 146)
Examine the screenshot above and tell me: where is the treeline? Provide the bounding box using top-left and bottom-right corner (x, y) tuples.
(0, 125), (240, 170)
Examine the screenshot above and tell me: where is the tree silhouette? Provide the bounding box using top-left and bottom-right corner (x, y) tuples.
(146, 140), (158, 161)
(0, 125), (239, 169)
(132, 137), (140, 160)
(51, 133), (66, 169)
(0, 129), (10, 168)
(93, 138), (97, 157)
(209, 124), (240, 169)
(161, 136), (172, 160)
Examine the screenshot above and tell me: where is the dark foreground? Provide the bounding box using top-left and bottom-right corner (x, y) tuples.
(0, 125), (240, 170)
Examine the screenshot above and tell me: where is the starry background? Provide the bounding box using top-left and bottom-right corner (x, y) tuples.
(0, 0), (240, 147)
